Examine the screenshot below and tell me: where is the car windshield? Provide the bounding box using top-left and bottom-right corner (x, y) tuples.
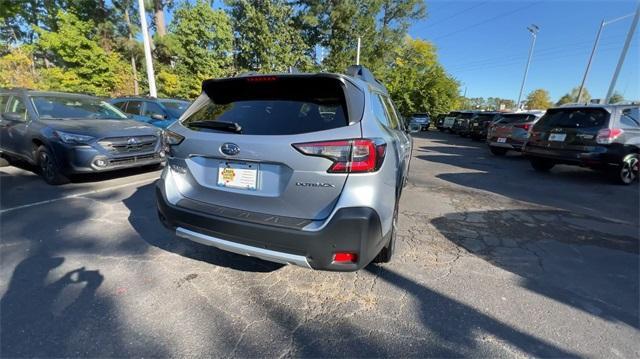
(161, 100), (190, 118)
(31, 95), (127, 120)
(536, 108), (610, 129)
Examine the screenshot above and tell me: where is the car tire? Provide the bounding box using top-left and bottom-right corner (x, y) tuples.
(489, 146), (508, 156)
(36, 145), (69, 185)
(373, 203), (398, 264)
(530, 158), (555, 172)
(613, 154), (638, 185)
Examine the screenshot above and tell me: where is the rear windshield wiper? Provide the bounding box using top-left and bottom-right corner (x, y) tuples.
(188, 120), (243, 134)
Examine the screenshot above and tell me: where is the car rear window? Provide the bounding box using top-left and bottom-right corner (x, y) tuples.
(457, 113), (475, 119)
(536, 108), (609, 129)
(183, 76), (354, 135)
(475, 114), (496, 122)
(499, 114), (537, 124)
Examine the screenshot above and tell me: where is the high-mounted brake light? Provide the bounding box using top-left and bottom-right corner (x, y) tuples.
(596, 128), (624, 144)
(293, 138), (386, 173)
(514, 123), (532, 131)
(246, 76), (277, 82)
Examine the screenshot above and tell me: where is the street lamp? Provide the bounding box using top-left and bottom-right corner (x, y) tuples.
(577, 10), (636, 103)
(516, 24), (539, 110)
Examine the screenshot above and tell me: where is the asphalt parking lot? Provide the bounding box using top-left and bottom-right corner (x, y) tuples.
(1, 130), (638, 357)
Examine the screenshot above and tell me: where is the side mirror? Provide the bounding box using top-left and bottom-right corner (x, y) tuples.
(151, 113), (166, 121)
(1, 112), (23, 121)
(408, 123), (421, 133)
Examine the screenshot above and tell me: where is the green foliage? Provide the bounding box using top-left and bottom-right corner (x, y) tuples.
(380, 37), (459, 116)
(0, 47), (39, 88)
(34, 11), (132, 96)
(525, 89), (552, 110)
(608, 92), (624, 104)
(158, 0), (233, 98)
(556, 94), (574, 106)
(226, 0), (312, 72)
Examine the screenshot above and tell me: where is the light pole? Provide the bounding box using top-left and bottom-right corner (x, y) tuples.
(137, 0), (157, 97)
(516, 24), (539, 110)
(577, 11), (636, 103)
(606, 3), (640, 104)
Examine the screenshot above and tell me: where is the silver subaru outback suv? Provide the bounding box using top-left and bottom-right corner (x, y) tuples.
(156, 66), (419, 271)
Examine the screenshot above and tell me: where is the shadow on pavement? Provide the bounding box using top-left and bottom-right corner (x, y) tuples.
(122, 183), (284, 273)
(430, 209), (639, 330)
(413, 131), (639, 226)
(242, 264), (578, 357)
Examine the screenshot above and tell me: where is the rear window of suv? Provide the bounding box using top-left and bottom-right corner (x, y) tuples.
(182, 76), (352, 135)
(498, 114), (537, 124)
(535, 108), (609, 129)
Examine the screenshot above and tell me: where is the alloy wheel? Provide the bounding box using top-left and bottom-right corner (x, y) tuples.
(621, 156), (638, 184)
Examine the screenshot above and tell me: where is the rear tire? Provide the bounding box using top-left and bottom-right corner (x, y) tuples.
(490, 146), (508, 156)
(36, 145), (68, 185)
(530, 158), (555, 172)
(373, 203), (397, 264)
(613, 154), (638, 185)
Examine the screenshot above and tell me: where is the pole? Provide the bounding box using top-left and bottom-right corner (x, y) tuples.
(517, 27), (538, 110)
(137, 0), (157, 97)
(605, 4), (640, 104)
(463, 86), (467, 109)
(356, 37), (361, 65)
(577, 19), (605, 103)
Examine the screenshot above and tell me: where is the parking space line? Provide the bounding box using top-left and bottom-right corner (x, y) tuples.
(0, 177), (156, 214)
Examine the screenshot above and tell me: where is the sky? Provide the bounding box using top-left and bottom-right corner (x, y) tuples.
(410, 0), (640, 102)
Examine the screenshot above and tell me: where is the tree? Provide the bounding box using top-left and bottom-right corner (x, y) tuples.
(380, 37), (459, 116)
(34, 11), (132, 96)
(525, 89), (552, 110)
(158, 0), (234, 98)
(226, 0), (312, 72)
(608, 92), (624, 104)
(556, 94), (574, 106)
(0, 47), (39, 88)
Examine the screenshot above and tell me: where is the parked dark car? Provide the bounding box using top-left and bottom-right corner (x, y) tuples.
(434, 114), (446, 130)
(469, 112), (501, 141)
(451, 111), (477, 136)
(109, 97), (190, 128)
(409, 113), (431, 131)
(440, 111), (461, 131)
(487, 111), (545, 155)
(523, 104), (639, 185)
(0, 89), (164, 184)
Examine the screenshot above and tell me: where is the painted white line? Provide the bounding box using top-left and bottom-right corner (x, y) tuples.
(0, 177), (156, 214)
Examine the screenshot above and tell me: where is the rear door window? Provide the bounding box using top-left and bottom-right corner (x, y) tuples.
(381, 96), (400, 130)
(0, 95), (8, 113)
(124, 101), (143, 115)
(536, 108), (610, 130)
(371, 94), (391, 128)
(143, 101), (166, 117)
(620, 108), (640, 128)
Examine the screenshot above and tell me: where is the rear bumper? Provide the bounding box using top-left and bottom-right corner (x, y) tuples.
(523, 144), (621, 167)
(156, 178), (386, 271)
(487, 137), (526, 151)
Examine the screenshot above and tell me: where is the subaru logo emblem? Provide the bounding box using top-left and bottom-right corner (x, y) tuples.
(220, 143), (240, 156)
(127, 137), (139, 145)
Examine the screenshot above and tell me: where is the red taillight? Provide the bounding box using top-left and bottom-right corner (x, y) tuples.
(333, 252), (358, 263)
(514, 123), (532, 131)
(596, 128), (623, 144)
(293, 139), (386, 173)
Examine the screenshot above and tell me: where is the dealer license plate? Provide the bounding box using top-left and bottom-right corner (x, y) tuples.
(217, 162), (258, 190)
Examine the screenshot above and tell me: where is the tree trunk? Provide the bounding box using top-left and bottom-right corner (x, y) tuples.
(123, 6), (139, 95)
(154, 0), (166, 37)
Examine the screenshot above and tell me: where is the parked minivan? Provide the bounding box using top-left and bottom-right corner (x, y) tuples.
(523, 104), (639, 184)
(156, 66), (420, 271)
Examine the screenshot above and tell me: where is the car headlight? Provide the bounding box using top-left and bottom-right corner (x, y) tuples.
(54, 130), (95, 144)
